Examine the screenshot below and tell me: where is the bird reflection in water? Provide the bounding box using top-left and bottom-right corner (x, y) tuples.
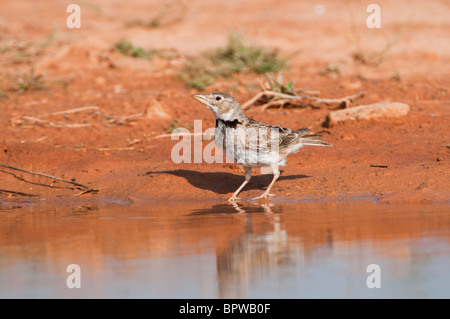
(192, 202), (305, 298)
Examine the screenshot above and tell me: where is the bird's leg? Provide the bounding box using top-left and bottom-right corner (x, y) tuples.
(228, 167), (251, 202)
(252, 165), (280, 200)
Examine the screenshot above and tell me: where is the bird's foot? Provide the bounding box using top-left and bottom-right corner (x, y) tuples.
(228, 196), (241, 202)
(251, 193), (276, 201)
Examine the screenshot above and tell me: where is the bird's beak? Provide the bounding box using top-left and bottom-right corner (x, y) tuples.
(192, 94), (210, 106)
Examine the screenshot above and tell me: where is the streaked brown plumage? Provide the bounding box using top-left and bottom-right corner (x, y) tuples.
(193, 92), (331, 201)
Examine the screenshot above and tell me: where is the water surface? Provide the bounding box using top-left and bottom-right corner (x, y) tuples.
(0, 201), (449, 298)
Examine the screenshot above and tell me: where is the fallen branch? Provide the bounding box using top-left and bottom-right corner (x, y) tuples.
(242, 91), (307, 110)
(260, 100), (289, 111)
(0, 164), (97, 194)
(242, 88), (365, 110)
(0, 169), (76, 190)
(21, 116), (101, 128)
(38, 106), (100, 117)
(0, 189), (38, 197)
(311, 91), (366, 108)
(370, 164), (388, 168)
(12, 106), (145, 128)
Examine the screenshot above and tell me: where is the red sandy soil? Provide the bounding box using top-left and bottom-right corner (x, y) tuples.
(0, 0), (449, 205)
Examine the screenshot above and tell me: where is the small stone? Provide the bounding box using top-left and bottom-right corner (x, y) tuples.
(95, 76), (106, 85)
(340, 133), (355, 140)
(325, 102), (410, 127)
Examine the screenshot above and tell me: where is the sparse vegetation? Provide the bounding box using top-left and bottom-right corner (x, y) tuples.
(126, 0), (186, 28)
(0, 36), (5, 53)
(114, 40), (156, 59)
(264, 73), (297, 96)
(0, 41), (8, 53)
(16, 67), (46, 93)
(241, 73), (365, 111)
(166, 118), (193, 133)
(79, 0), (102, 14)
(0, 91), (9, 99)
(40, 28), (58, 49)
(179, 32), (287, 91)
(179, 59), (218, 91)
(323, 64), (340, 75)
(390, 71), (401, 81)
(348, 4), (410, 66)
(0, 39), (35, 61)
(212, 32), (286, 74)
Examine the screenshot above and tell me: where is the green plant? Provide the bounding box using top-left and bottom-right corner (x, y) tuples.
(0, 91), (8, 99)
(390, 71), (401, 81)
(40, 28), (58, 49)
(264, 73), (298, 96)
(179, 58), (218, 91)
(323, 64), (340, 75)
(0, 41), (8, 53)
(166, 118), (192, 133)
(16, 67), (46, 93)
(126, 0), (186, 28)
(211, 32), (286, 74)
(179, 32), (287, 91)
(114, 40), (155, 59)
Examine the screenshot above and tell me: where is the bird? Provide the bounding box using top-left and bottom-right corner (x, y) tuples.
(192, 92), (331, 201)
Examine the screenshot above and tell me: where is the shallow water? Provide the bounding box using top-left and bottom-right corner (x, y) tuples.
(0, 200), (449, 298)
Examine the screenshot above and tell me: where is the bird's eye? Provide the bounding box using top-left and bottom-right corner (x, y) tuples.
(216, 96), (222, 101)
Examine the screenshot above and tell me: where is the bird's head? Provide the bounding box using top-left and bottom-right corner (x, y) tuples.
(192, 92), (244, 121)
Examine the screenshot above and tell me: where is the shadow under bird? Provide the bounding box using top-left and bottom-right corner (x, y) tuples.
(193, 92), (332, 201)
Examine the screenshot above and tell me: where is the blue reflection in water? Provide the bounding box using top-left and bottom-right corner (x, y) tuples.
(0, 202), (449, 298)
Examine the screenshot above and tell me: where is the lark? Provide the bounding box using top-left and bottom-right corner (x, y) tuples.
(193, 92), (331, 201)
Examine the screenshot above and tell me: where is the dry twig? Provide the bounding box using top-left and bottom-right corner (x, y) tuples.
(12, 106), (145, 128)
(370, 164), (388, 168)
(242, 90), (366, 110)
(0, 169), (76, 190)
(0, 189), (38, 197)
(0, 164), (97, 194)
(38, 106), (100, 117)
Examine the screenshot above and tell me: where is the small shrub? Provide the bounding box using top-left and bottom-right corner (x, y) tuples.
(323, 64), (340, 75)
(0, 91), (8, 99)
(16, 67), (46, 93)
(166, 118), (192, 133)
(211, 32), (286, 74)
(179, 32), (287, 91)
(114, 40), (154, 59)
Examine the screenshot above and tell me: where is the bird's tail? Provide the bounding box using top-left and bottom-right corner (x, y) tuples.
(301, 134), (332, 147)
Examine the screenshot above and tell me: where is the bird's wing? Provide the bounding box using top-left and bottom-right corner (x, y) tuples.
(242, 120), (308, 153)
(275, 126), (304, 150)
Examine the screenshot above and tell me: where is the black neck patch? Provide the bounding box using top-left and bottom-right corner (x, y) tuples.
(216, 119), (241, 129)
